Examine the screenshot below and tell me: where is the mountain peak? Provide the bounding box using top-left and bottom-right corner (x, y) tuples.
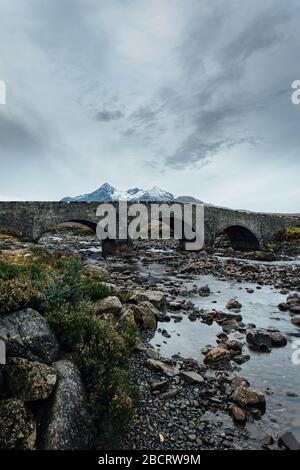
(61, 183), (175, 202)
(99, 183), (114, 191)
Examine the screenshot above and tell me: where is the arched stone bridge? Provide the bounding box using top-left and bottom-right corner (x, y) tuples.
(0, 201), (299, 251)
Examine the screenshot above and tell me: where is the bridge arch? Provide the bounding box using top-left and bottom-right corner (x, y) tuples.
(36, 219), (97, 241)
(215, 224), (260, 251)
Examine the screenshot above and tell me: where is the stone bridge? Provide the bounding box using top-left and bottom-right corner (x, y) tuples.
(0, 201), (299, 252)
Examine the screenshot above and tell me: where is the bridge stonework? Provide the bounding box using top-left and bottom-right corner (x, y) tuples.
(0, 201), (299, 251)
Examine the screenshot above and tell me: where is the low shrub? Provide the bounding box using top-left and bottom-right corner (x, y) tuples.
(0, 261), (27, 281)
(0, 279), (40, 315)
(82, 278), (116, 301)
(275, 226), (300, 242)
(41, 258), (85, 310)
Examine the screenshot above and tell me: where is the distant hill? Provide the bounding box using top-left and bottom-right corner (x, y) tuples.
(175, 195), (203, 204)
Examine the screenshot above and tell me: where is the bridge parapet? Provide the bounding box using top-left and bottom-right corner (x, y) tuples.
(0, 201), (299, 250)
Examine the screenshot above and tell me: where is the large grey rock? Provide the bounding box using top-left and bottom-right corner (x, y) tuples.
(118, 306), (136, 326)
(146, 359), (177, 377)
(38, 359), (90, 450)
(226, 299), (242, 310)
(180, 370), (204, 384)
(130, 301), (158, 330)
(3, 357), (57, 402)
(82, 263), (109, 280)
(130, 290), (166, 309)
(0, 309), (59, 363)
(94, 296), (122, 315)
(231, 385), (266, 409)
(0, 398), (36, 449)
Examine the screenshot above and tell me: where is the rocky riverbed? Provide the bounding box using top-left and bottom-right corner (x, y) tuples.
(1, 231), (300, 450)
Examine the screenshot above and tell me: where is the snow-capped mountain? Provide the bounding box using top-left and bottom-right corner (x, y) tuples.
(61, 183), (175, 202)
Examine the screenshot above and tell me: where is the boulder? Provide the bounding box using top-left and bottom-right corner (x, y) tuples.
(146, 359), (177, 377)
(291, 315), (300, 326)
(146, 347), (159, 360)
(82, 264), (109, 280)
(231, 385), (266, 409)
(118, 307), (136, 326)
(226, 299), (242, 310)
(233, 354), (250, 365)
(231, 376), (250, 389)
(246, 329), (272, 352)
(0, 398), (36, 449)
(278, 302), (290, 312)
(3, 357), (57, 402)
(261, 434), (274, 446)
(94, 296), (122, 315)
(0, 309), (59, 363)
(180, 370), (204, 384)
(150, 380), (169, 393)
(222, 319), (238, 333)
(38, 360), (90, 450)
(269, 331), (287, 347)
(130, 290), (166, 309)
(290, 306), (300, 315)
(232, 405), (247, 424)
(204, 347), (230, 364)
(130, 302), (158, 330)
(199, 286), (210, 297)
(252, 251), (277, 262)
(226, 340), (243, 352)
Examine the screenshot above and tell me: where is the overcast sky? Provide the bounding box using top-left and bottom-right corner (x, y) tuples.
(0, 0), (299, 211)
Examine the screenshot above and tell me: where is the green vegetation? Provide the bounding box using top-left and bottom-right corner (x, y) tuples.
(0, 279), (40, 315)
(265, 226), (300, 251)
(0, 246), (139, 447)
(46, 303), (139, 446)
(275, 226), (300, 241)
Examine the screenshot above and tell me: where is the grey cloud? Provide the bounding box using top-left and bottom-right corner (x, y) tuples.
(166, 136), (257, 169)
(130, 104), (166, 127)
(95, 109), (123, 121)
(162, 1), (298, 169)
(0, 114), (43, 154)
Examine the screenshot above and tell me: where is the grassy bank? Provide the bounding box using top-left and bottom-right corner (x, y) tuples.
(0, 245), (139, 448)
(265, 226), (300, 251)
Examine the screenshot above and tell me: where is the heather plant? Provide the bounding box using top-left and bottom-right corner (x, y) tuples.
(46, 302), (139, 447)
(0, 279), (40, 315)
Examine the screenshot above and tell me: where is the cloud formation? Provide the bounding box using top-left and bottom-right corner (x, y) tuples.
(0, 0), (299, 211)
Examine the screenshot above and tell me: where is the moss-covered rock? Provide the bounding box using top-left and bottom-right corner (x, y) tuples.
(129, 290), (166, 310)
(118, 307), (136, 326)
(0, 279), (39, 315)
(94, 296), (122, 315)
(82, 264), (109, 280)
(130, 301), (158, 330)
(0, 398), (36, 449)
(3, 357), (57, 401)
(231, 385), (266, 409)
